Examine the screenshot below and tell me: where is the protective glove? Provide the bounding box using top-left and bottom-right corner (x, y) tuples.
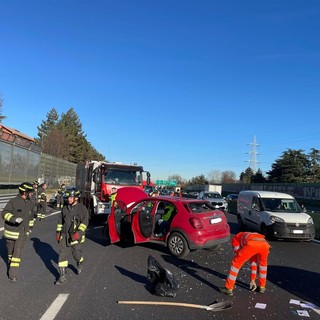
(56, 233), (61, 242)
(71, 232), (80, 241)
(15, 217), (23, 224)
(250, 280), (257, 291)
(158, 219), (163, 225)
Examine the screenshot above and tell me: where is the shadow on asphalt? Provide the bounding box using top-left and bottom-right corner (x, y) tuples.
(268, 265), (320, 306)
(114, 265), (153, 293)
(162, 254), (249, 295)
(0, 237), (8, 267)
(31, 237), (59, 278)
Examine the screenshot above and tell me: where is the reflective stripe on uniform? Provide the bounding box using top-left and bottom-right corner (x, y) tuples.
(78, 223), (87, 232)
(10, 257), (21, 267)
(4, 230), (20, 240)
(227, 274), (237, 281)
(4, 212), (14, 221)
(58, 261), (68, 268)
(56, 224), (63, 232)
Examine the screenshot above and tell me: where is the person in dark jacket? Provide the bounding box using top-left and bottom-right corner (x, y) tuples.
(1, 182), (34, 282)
(55, 183), (66, 210)
(37, 182), (47, 221)
(29, 180), (39, 230)
(55, 188), (89, 285)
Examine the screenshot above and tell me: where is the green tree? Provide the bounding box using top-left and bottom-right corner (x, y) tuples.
(267, 149), (309, 183)
(36, 108), (59, 144)
(189, 174), (208, 185)
(252, 168), (266, 183)
(57, 108), (87, 163)
(307, 148), (320, 182)
(240, 167), (254, 183)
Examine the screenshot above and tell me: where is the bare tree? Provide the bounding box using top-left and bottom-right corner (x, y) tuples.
(208, 170), (222, 183)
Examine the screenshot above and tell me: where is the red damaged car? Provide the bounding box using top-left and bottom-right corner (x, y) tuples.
(108, 187), (230, 257)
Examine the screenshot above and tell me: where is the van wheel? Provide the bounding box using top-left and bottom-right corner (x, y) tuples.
(167, 232), (190, 258)
(237, 215), (245, 230)
(260, 224), (268, 237)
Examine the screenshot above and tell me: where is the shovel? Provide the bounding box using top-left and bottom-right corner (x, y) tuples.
(117, 300), (232, 311)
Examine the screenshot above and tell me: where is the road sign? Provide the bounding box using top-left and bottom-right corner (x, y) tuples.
(156, 180), (177, 187)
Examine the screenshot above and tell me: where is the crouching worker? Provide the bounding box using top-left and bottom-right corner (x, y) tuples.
(55, 189), (89, 285)
(220, 232), (270, 296)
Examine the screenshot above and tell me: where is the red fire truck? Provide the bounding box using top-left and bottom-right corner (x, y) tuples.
(76, 161), (151, 216)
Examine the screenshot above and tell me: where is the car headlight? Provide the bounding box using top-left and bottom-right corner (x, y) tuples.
(270, 215), (285, 223)
(307, 217), (314, 224)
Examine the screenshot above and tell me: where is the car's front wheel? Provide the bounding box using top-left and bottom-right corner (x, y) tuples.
(167, 232), (190, 258)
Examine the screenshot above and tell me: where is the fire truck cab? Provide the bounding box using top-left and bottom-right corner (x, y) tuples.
(76, 161), (150, 216)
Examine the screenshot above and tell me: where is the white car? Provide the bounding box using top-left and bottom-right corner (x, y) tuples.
(197, 191), (228, 212)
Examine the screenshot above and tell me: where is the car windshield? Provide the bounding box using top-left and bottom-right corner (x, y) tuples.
(261, 198), (302, 213)
(186, 202), (217, 213)
(204, 193), (222, 199)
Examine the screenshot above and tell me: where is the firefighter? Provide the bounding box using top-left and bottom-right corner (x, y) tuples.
(220, 232), (270, 295)
(110, 187), (117, 205)
(55, 183), (66, 209)
(37, 182), (47, 221)
(1, 182), (34, 282)
(29, 180), (39, 231)
(55, 189), (89, 285)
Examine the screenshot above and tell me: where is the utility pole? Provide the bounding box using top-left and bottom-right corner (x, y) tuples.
(247, 136), (259, 173)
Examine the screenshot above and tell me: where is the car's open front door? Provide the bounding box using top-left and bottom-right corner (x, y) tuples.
(108, 200), (128, 243)
(131, 200), (156, 243)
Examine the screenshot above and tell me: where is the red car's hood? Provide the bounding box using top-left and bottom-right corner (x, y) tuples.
(116, 187), (148, 208)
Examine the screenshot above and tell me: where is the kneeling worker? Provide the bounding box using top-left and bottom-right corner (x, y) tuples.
(55, 189), (89, 285)
(220, 232), (270, 295)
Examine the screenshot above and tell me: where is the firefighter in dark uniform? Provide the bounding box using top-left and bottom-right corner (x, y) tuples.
(55, 189), (89, 285)
(29, 180), (39, 230)
(55, 183), (66, 210)
(37, 182), (47, 220)
(1, 182), (34, 282)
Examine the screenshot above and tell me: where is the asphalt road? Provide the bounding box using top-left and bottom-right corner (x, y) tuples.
(0, 209), (319, 320)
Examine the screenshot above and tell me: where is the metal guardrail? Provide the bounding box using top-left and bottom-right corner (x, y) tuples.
(0, 194), (16, 211)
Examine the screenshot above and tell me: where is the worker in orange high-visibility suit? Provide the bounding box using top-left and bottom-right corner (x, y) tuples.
(220, 232), (270, 296)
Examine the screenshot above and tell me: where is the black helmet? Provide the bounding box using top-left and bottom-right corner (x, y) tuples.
(65, 189), (81, 198)
(19, 182), (34, 194)
(33, 181), (39, 185)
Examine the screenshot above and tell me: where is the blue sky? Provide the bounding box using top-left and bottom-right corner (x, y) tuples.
(1, 0), (320, 181)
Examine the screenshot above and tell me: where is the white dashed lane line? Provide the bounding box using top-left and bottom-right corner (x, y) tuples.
(39, 294), (69, 320)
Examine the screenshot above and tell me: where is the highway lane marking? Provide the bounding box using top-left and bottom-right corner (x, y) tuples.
(40, 294), (69, 320)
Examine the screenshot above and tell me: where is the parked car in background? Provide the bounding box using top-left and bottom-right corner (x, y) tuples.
(197, 191), (228, 212)
(225, 194), (238, 214)
(108, 187), (230, 258)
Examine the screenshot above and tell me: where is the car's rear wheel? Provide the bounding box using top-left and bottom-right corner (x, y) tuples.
(167, 232), (190, 258)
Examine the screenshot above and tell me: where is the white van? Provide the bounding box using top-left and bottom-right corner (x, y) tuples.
(237, 190), (315, 241)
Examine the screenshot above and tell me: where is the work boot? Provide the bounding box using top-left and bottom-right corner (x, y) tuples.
(219, 287), (234, 296)
(77, 262), (83, 275)
(55, 268), (67, 285)
(259, 287), (266, 294)
(8, 268), (17, 283)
